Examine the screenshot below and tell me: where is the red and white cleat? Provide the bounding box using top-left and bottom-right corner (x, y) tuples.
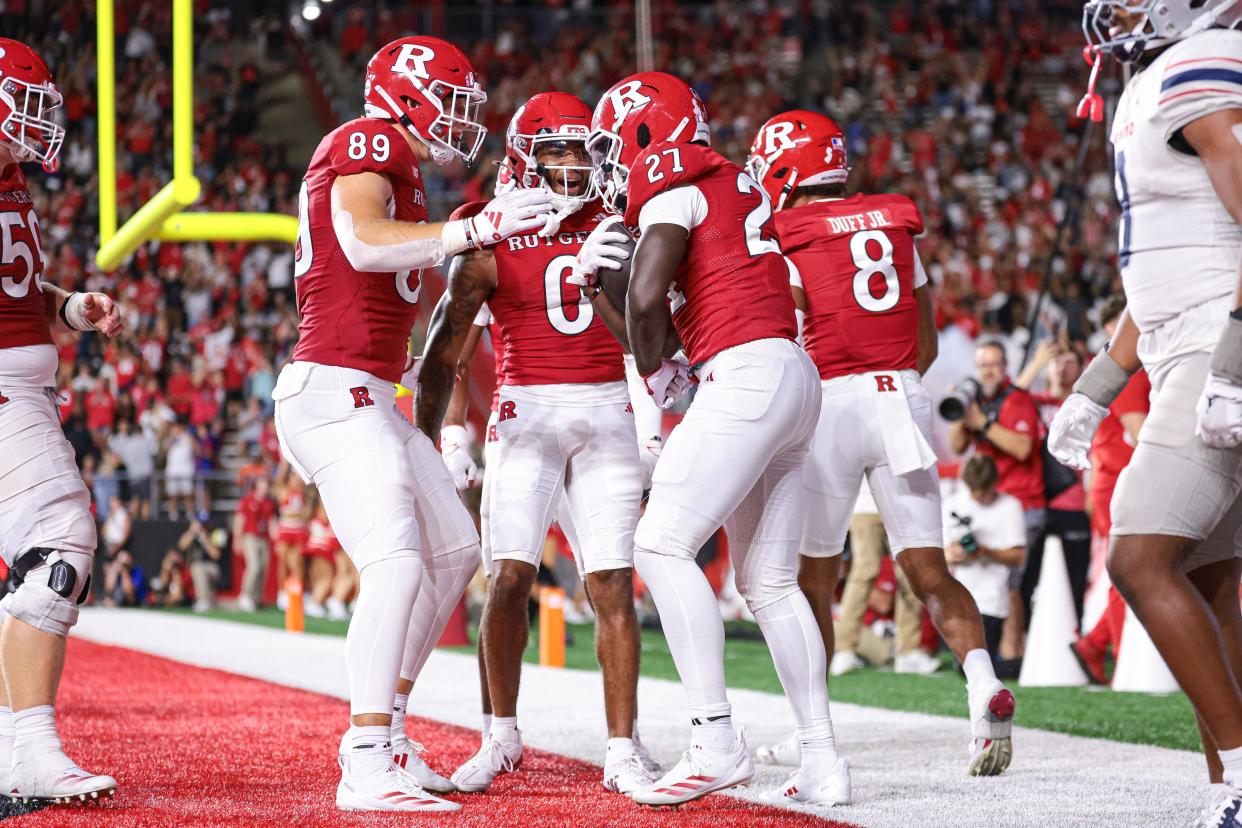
(968, 683), (1015, 777)
(336, 756), (458, 812)
(7, 746), (117, 805)
(392, 736), (455, 793)
(762, 756), (851, 806)
(631, 732), (753, 806)
(450, 735), (523, 793)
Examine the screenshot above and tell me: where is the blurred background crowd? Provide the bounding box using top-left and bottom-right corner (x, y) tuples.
(4, 0), (1127, 679)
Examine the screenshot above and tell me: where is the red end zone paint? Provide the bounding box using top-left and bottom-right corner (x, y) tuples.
(16, 639), (857, 827)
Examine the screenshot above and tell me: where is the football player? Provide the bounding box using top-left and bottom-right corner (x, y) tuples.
(273, 36), (552, 812)
(745, 110), (1015, 776)
(1049, 2), (1242, 820)
(585, 72), (849, 806)
(0, 38), (122, 804)
(417, 92), (653, 795)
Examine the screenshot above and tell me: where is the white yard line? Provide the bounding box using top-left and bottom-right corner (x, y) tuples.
(75, 608), (1209, 827)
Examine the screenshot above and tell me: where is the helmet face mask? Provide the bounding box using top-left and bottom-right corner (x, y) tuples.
(503, 92), (597, 218)
(1082, 0), (1242, 61)
(586, 128), (628, 214)
(0, 40), (65, 172)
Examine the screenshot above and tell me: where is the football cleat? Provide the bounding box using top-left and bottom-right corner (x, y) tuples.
(602, 751), (654, 795)
(829, 650), (865, 677)
(1070, 638), (1108, 686)
(1194, 784), (1242, 828)
(392, 736), (455, 793)
(633, 734), (663, 778)
(336, 756), (458, 812)
(967, 683), (1015, 777)
(450, 734), (523, 793)
(761, 757), (851, 807)
(631, 731), (753, 806)
(755, 732), (801, 767)
(894, 649), (941, 675)
(7, 746), (117, 805)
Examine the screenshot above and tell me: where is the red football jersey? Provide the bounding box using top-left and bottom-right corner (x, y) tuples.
(0, 163), (51, 351)
(290, 118), (430, 383)
(776, 193), (924, 381)
(489, 202), (624, 386)
(624, 142), (796, 365)
(1091, 368), (1151, 477)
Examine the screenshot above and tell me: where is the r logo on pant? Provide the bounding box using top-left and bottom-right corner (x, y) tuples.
(349, 386), (375, 408)
(498, 401), (517, 422)
(874, 374), (897, 393)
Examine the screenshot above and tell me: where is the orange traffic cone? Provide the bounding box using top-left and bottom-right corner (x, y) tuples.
(285, 577), (304, 633)
(539, 586), (565, 668)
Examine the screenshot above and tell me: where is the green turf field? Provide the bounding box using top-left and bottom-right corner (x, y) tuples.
(164, 607), (1201, 752)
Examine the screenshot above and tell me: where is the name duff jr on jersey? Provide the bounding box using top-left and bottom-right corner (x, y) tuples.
(825, 209), (894, 235)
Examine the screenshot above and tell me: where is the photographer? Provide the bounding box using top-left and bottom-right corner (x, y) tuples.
(942, 457), (1026, 662)
(947, 339), (1045, 657)
(180, 515), (222, 612)
(102, 550), (148, 608)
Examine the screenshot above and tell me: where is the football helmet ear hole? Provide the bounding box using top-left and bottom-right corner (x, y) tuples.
(636, 123), (652, 149)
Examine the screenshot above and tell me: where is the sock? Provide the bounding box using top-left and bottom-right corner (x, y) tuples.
(690, 714), (736, 752)
(346, 556), (423, 717)
(11, 706), (59, 755)
(606, 737), (636, 758)
(963, 648), (997, 688)
(489, 716), (519, 744)
(634, 550), (729, 711)
(390, 693), (408, 743)
(1220, 745), (1242, 787)
(481, 713), (493, 740)
(345, 725), (392, 777)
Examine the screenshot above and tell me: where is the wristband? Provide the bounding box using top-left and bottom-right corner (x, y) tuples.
(58, 292), (77, 330)
(440, 424), (469, 450)
(588, 284), (604, 300)
(1071, 349), (1132, 407)
(1211, 315), (1242, 385)
(440, 219), (474, 258)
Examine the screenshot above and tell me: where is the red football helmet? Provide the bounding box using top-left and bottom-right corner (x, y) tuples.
(503, 92), (594, 212)
(363, 36), (487, 166)
(745, 110), (848, 211)
(587, 72), (710, 213)
(0, 38), (64, 173)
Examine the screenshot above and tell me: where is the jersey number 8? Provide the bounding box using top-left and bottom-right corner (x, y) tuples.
(850, 230), (899, 313)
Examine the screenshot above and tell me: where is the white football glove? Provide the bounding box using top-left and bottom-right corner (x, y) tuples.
(1196, 372), (1242, 449)
(440, 425), (479, 490)
(1047, 392), (1109, 470)
(469, 189), (554, 246)
(398, 355), (422, 392)
(567, 215), (632, 288)
(643, 358), (692, 410)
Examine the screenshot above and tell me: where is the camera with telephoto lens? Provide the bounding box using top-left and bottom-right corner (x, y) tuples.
(939, 377), (982, 421)
(950, 511), (979, 555)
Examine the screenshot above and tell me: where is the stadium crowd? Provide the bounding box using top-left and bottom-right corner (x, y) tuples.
(8, 0), (1127, 677)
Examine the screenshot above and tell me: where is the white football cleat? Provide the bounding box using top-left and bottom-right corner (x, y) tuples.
(326, 597), (350, 620)
(631, 732), (753, 806)
(632, 735), (663, 778)
(602, 751), (654, 795)
(392, 736), (455, 793)
(755, 731), (800, 767)
(304, 599), (327, 619)
(1193, 784), (1242, 828)
(450, 734), (523, 793)
(894, 649), (941, 675)
(762, 757), (851, 806)
(967, 682), (1015, 777)
(335, 756), (458, 812)
(7, 745), (117, 804)
(829, 650), (865, 677)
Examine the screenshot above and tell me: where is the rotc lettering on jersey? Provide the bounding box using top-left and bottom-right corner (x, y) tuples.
(826, 209), (893, 236)
(499, 401), (517, 422)
(349, 386), (376, 408)
(504, 230), (592, 252)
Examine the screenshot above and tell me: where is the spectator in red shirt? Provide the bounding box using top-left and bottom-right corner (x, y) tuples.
(165, 359), (194, 420)
(233, 476), (276, 612)
(189, 367), (222, 427)
(85, 378), (117, 434)
(949, 339), (1046, 658)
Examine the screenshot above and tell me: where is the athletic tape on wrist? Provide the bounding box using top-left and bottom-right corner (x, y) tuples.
(1211, 316), (1242, 385)
(1071, 349), (1131, 407)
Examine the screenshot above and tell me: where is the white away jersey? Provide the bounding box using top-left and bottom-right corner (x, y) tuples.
(1111, 28), (1242, 342)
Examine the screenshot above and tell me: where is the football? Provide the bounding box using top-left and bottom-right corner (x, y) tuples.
(598, 227), (637, 317)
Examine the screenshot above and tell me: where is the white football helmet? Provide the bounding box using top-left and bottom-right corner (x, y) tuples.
(1083, 0), (1242, 60)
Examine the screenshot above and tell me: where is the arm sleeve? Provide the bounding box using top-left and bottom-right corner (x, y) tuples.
(637, 185), (709, 234)
(785, 256), (803, 289)
(473, 302), (493, 327)
(1159, 30), (1242, 141)
(912, 240), (929, 288)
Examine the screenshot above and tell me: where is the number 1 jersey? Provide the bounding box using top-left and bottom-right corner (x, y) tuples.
(775, 193), (925, 381)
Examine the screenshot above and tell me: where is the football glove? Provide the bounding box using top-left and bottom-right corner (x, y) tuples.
(567, 215), (632, 288)
(1047, 392), (1109, 470)
(643, 358), (692, 410)
(1196, 372), (1242, 449)
(440, 425), (479, 490)
(468, 189), (554, 246)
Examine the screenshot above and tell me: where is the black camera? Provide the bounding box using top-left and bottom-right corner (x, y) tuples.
(950, 511), (979, 555)
(939, 377), (982, 421)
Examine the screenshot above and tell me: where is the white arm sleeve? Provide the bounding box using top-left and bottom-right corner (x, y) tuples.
(785, 255), (804, 289)
(913, 241), (929, 289)
(637, 185), (709, 234)
(333, 210), (450, 272)
(473, 302), (493, 327)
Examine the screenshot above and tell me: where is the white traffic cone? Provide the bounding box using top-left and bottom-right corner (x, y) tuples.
(1080, 535), (1111, 632)
(1111, 606), (1179, 693)
(1020, 536), (1088, 687)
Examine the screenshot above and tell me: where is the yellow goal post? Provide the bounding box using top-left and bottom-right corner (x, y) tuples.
(94, 0), (297, 272)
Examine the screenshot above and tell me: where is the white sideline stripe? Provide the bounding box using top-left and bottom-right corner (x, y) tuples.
(74, 608), (1208, 827)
